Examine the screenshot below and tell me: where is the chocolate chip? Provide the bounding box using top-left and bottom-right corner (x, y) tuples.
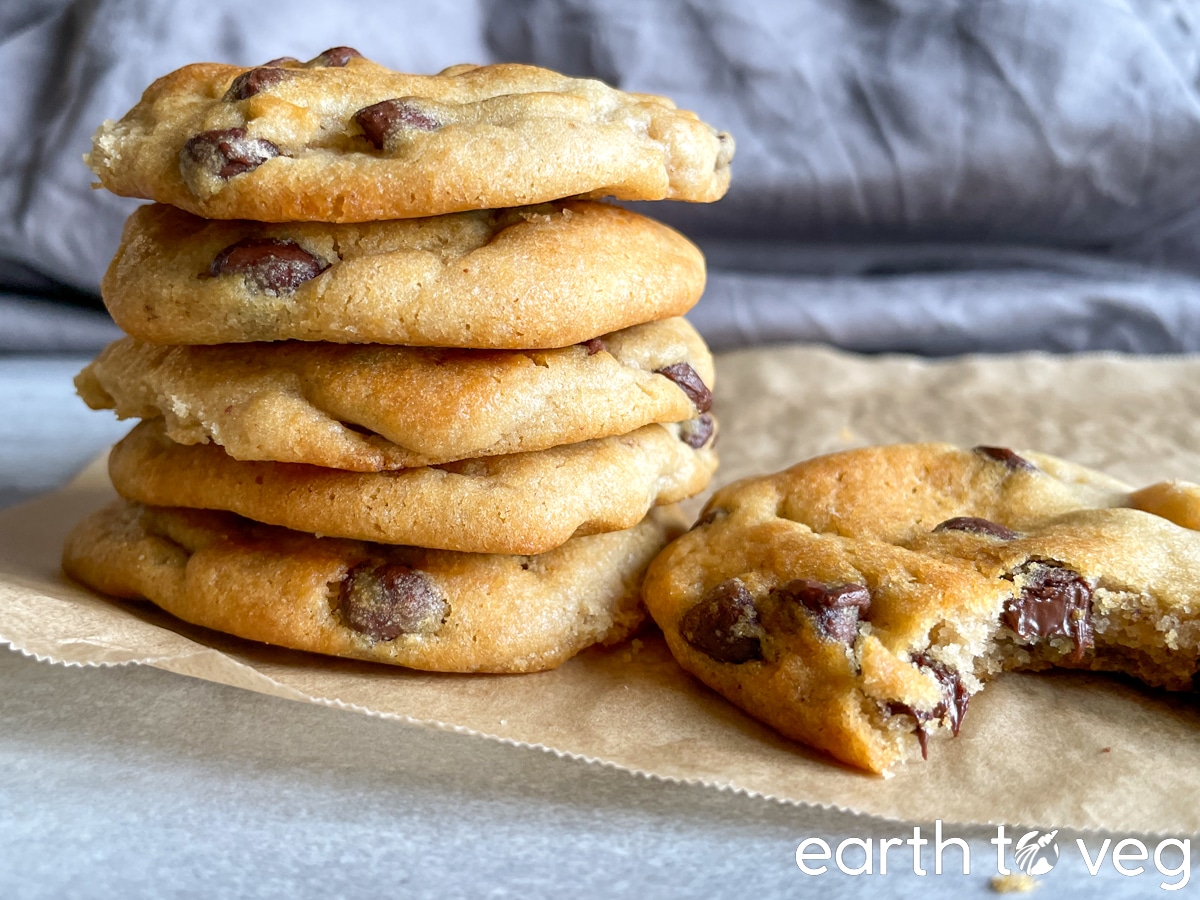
(679, 414), (715, 449)
(312, 46), (362, 67)
(336, 563), (447, 641)
(690, 506), (729, 530)
(181, 128), (280, 180)
(771, 578), (870, 644)
(933, 517), (1018, 540)
(223, 67), (291, 101)
(354, 99), (442, 148)
(679, 579), (763, 664)
(974, 446), (1036, 472)
(582, 338), (606, 355)
(1002, 562), (1094, 663)
(206, 238), (328, 293)
(888, 655), (970, 759)
(654, 362), (712, 413)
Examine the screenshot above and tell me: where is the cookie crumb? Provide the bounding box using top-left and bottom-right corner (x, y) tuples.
(990, 872), (1038, 893)
(1100, 747), (1111, 753)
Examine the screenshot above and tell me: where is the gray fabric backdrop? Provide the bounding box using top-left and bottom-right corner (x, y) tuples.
(4, 0), (1200, 353)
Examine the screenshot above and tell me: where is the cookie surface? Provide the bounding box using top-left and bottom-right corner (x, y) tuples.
(77, 318), (714, 471)
(64, 501), (686, 673)
(643, 443), (1200, 773)
(110, 419), (717, 555)
(101, 201), (704, 347)
(86, 51), (734, 222)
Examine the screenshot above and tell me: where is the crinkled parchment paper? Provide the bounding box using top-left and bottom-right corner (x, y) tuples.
(3, 346), (1199, 833)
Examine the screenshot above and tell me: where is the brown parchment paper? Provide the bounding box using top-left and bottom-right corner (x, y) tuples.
(3, 346), (1200, 834)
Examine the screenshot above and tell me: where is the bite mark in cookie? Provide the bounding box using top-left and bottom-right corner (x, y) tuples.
(1002, 562), (1094, 663)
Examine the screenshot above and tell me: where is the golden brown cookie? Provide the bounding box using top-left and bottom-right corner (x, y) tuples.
(76, 318), (714, 471)
(86, 50), (734, 222)
(643, 443), (1200, 773)
(100, 201), (704, 347)
(109, 419), (717, 555)
(64, 501), (686, 673)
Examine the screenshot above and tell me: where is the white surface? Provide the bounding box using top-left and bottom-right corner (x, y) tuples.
(0, 355), (1177, 898)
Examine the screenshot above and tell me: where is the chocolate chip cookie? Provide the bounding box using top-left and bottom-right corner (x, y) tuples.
(64, 501), (686, 672)
(643, 443), (1200, 773)
(86, 50), (734, 222)
(100, 201), (704, 347)
(109, 419), (717, 555)
(76, 317), (714, 471)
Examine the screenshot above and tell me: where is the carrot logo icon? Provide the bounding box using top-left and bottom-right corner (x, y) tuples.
(1013, 830), (1060, 876)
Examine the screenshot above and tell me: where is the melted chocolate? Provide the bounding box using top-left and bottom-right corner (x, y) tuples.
(771, 578), (870, 644)
(1002, 562), (1094, 663)
(889, 655), (971, 759)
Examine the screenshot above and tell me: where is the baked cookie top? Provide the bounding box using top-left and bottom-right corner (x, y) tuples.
(64, 501), (685, 673)
(102, 201), (704, 347)
(109, 418), (717, 555)
(76, 318), (715, 471)
(86, 49), (734, 222)
(643, 443), (1200, 773)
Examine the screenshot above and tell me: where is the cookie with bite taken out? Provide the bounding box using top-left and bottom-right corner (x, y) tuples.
(643, 443), (1200, 773)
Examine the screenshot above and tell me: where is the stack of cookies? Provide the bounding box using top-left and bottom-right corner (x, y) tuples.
(64, 48), (734, 673)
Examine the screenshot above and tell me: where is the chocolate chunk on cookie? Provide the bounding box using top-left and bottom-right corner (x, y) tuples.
(336, 563), (447, 640)
(180, 128), (280, 184)
(679, 579), (763, 664)
(205, 238), (328, 294)
(63, 502), (687, 673)
(644, 443), (1200, 772)
(87, 52), (734, 221)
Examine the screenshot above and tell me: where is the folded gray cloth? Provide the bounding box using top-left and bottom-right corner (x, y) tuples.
(4, 0), (1200, 354)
